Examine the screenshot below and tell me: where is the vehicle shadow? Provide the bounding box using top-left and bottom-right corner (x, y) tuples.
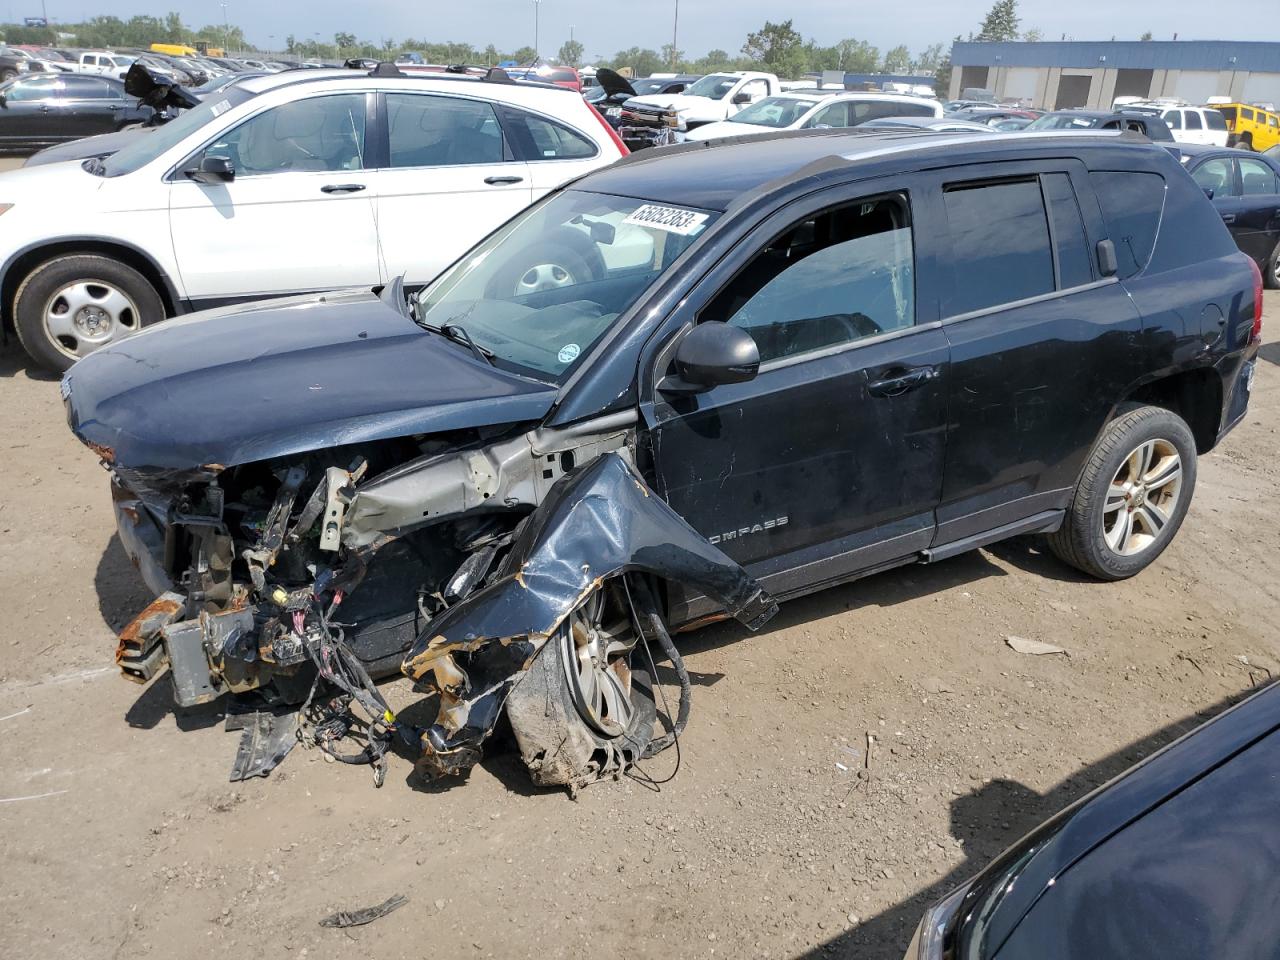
(672, 547), (1011, 659)
(786, 681), (1269, 960)
(1257, 341), (1280, 367)
(0, 342), (56, 382)
(94, 533), (156, 632)
(124, 671), (223, 732)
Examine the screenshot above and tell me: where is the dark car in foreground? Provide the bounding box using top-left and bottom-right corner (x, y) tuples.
(905, 680), (1280, 960)
(1026, 109), (1174, 141)
(62, 128), (1260, 792)
(0, 74), (153, 154)
(1175, 143), (1280, 287)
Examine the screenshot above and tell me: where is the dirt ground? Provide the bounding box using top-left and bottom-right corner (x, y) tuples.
(1, 241), (1278, 958)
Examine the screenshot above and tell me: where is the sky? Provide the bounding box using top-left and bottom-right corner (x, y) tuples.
(21, 0), (1280, 57)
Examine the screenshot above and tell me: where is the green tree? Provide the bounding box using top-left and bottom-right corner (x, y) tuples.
(660, 42), (685, 70)
(976, 0), (1020, 42)
(511, 45), (539, 64)
(557, 38), (584, 66)
(912, 42), (945, 74)
(285, 34), (297, 54)
(1140, 31), (1153, 41)
(741, 18), (802, 66)
(334, 31), (356, 52)
(607, 46), (663, 77)
(883, 44), (911, 74)
(834, 38), (880, 72)
(1021, 27), (1043, 42)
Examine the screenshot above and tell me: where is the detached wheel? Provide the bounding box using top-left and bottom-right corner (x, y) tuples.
(14, 254), (164, 373)
(505, 584), (655, 793)
(1046, 405), (1197, 580)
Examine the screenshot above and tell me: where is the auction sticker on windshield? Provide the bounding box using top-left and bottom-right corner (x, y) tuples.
(557, 343), (581, 364)
(622, 204), (710, 236)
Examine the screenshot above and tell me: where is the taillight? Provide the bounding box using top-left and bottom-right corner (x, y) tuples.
(1248, 256), (1263, 343)
(586, 103), (629, 157)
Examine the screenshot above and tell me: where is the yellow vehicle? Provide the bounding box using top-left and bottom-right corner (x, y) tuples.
(1211, 102), (1280, 152)
(149, 42), (199, 57)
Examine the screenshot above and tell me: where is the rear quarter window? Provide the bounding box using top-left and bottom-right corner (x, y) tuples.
(1205, 110), (1228, 131)
(1091, 171), (1165, 278)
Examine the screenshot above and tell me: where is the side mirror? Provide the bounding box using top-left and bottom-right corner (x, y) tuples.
(732, 91), (751, 105)
(1202, 186), (1215, 200)
(185, 154), (235, 184)
(660, 322), (760, 395)
(1096, 239), (1118, 278)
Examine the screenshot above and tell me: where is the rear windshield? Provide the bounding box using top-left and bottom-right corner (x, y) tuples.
(547, 69), (577, 83)
(1091, 171), (1165, 278)
(1205, 110), (1228, 131)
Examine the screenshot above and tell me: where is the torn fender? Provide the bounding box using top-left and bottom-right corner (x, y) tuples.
(402, 450), (777, 776)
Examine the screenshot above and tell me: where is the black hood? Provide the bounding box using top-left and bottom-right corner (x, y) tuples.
(124, 61), (200, 111)
(596, 68), (636, 98)
(63, 291), (559, 471)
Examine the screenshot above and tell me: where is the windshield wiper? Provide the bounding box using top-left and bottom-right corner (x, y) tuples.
(439, 323), (495, 366)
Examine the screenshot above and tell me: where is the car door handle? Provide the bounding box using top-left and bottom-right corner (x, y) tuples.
(483, 176), (524, 185)
(1221, 213), (1236, 224)
(867, 365), (938, 398)
(320, 183), (366, 194)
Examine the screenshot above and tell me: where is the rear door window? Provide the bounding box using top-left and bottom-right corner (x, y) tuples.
(1090, 171), (1165, 278)
(1239, 158), (1280, 196)
(1185, 111), (1203, 130)
(62, 76), (113, 99)
(942, 178), (1055, 315)
(1206, 110), (1228, 131)
(386, 94), (504, 167)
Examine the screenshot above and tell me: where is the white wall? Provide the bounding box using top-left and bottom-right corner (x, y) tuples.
(1000, 67), (1039, 102)
(1172, 70), (1223, 104)
(1242, 73), (1280, 110)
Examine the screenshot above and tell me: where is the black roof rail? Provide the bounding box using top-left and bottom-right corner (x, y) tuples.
(369, 62), (403, 78)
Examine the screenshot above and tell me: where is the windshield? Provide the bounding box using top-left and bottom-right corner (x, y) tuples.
(729, 96), (817, 127)
(686, 74), (737, 99)
(632, 78), (672, 96)
(413, 190), (719, 382)
(99, 86), (254, 177)
(1026, 113), (1099, 130)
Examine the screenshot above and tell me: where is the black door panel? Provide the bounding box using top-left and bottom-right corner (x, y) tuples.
(650, 326), (949, 571)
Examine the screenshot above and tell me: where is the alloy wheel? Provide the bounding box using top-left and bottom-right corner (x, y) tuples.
(560, 590), (636, 738)
(43, 280), (141, 360)
(1102, 438), (1184, 556)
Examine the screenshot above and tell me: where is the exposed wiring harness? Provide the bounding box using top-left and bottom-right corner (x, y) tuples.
(624, 576), (691, 773)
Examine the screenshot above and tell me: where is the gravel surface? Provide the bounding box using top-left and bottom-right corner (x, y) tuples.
(1, 287), (1276, 960)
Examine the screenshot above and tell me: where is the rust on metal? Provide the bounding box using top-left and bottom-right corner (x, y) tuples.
(115, 594), (184, 681)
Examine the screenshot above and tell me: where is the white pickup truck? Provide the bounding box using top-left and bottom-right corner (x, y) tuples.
(617, 71), (782, 148)
(74, 51), (136, 80)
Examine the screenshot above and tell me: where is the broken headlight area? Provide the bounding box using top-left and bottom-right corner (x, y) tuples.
(105, 425), (775, 792)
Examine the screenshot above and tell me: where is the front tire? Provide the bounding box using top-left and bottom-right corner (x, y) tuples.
(1046, 405), (1197, 580)
(13, 254), (165, 373)
(505, 584), (655, 793)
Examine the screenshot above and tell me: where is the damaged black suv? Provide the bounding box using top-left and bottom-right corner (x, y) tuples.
(64, 127), (1261, 790)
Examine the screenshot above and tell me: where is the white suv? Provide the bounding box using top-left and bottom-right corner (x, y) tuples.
(0, 67), (626, 371)
(1159, 105), (1229, 147)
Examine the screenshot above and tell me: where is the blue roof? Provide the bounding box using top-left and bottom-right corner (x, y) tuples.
(953, 40), (1280, 74)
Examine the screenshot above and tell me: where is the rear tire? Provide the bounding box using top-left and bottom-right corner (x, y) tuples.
(1046, 405), (1197, 580)
(0, 69), (16, 81)
(13, 254), (165, 373)
(1266, 242), (1280, 291)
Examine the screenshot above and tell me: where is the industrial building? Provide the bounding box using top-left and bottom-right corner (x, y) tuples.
(950, 40), (1280, 110)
